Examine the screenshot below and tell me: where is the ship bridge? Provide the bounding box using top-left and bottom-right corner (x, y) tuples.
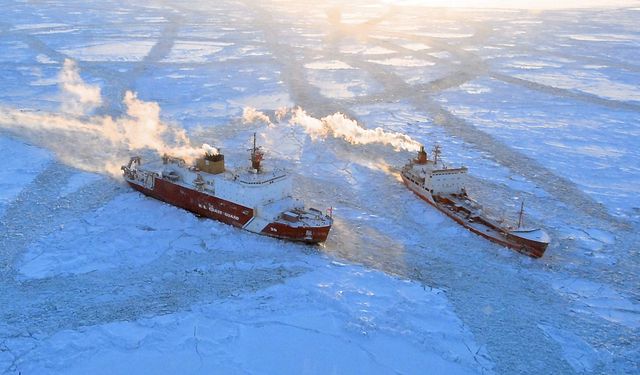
(401, 148), (468, 196)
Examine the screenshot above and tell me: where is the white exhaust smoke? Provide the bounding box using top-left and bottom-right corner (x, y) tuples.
(275, 106), (289, 121)
(202, 143), (219, 156)
(59, 59), (102, 115)
(0, 60), (211, 176)
(242, 107), (273, 125)
(289, 107), (421, 152)
(241, 106), (421, 152)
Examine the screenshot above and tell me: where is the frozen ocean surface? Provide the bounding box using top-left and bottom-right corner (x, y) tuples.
(1, 0), (639, 374)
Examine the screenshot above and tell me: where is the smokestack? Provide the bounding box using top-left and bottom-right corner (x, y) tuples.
(416, 145), (428, 164)
(196, 149), (225, 174)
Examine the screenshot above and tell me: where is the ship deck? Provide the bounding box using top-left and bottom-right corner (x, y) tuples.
(509, 228), (550, 244)
(262, 197), (331, 228)
(435, 195), (510, 242)
(433, 194), (548, 257)
(126, 156), (332, 230)
(402, 171), (545, 257)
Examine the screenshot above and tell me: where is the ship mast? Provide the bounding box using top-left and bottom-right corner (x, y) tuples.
(517, 200), (525, 229)
(432, 144), (441, 165)
(250, 132), (264, 172)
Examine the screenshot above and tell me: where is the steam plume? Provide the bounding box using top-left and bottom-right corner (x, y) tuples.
(242, 107), (273, 125)
(275, 106), (289, 121)
(59, 59), (102, 115)
(0, 61), (209, 176)
(202, 143), (219, 156)
(289, 108), (421, 151)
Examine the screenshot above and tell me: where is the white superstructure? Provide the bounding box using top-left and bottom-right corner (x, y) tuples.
(138, 156), (305, 223)
(122, 134), (333, 244)
(401, 145), (468, 197)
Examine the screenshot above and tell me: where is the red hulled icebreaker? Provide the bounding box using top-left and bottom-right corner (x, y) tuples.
(122, 134), (332, 243)
(401, 145), (550, 258)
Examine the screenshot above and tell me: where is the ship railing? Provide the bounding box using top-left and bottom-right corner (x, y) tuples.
(162, 171), (180, 182)
(432, 167), (468, 175)
(236, 174), (287, 185)
(162, 155), (186, 166)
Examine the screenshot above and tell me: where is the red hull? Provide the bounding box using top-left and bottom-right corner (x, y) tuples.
(402, 176), (547, 258)
(506, 233), (547, 258)
(262, 222), (331, 244)
(128, 179), (330, 244)
(128, 179), (253, 227)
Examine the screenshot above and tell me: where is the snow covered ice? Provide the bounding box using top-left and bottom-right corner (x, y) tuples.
(1, 0), (639, 374)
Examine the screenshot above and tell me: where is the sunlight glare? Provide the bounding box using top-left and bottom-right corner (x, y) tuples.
(380, 0), (639, 9)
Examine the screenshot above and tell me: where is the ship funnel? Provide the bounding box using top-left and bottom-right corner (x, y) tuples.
(196, 150), (225, 174)
(416, 145), (428, 164)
